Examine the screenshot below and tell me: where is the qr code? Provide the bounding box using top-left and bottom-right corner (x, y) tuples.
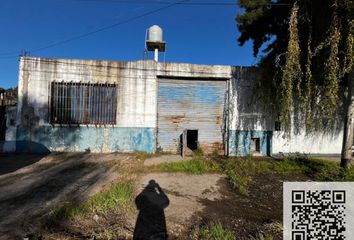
(284, 182), (354, 240)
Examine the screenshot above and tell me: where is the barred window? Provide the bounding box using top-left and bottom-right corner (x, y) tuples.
(50, 82), (117, 124)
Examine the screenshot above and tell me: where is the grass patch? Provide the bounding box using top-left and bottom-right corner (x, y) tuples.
(219, 156), (354, 194)
(192, 222), (236, 240)
(158, 158), (220, 174)
(226, 169), (251, 195)
(154, 149), (220, 174)
(222, 156), (354, 180)
(50, 181), (134, 219)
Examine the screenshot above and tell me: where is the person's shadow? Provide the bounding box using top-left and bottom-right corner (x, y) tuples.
(133, 180), (169, 240)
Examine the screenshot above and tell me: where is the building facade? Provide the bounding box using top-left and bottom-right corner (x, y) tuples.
(3, 56), (343, 156)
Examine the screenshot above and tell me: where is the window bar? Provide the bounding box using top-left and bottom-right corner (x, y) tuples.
(110, 85), (114, 124)
(98, 83), (101, 124)
(94, 83), (97, 125)
(59, 82), (62, 123)
(68, 82), (70, 123)
(96, 84), (101, 124)
(50, 82), (54, 123)
(103, 83), (106, 125)
(103, 83), (106, 124)
(62, 82), (65, 124)
(97, 83), (101, 124)
(103, 84), (106, 124)
(91, 83), (94, 124)
(100, 83), (104, 124)
(93, 83), (96, 124)
(113, 85), (117, 125)
(81, 83), (85, 124)
(84, 83), (89, 124)
(64, 82), (68, 124)
(77, 83), (81, 124)
(72, 82), (76, 123)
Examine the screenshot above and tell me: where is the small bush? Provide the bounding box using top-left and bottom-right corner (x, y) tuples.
(193, 222), (236, 240)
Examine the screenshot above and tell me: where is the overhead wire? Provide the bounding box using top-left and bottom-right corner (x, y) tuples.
(0, 0), (190, 59)
(0, 0), (291, 59)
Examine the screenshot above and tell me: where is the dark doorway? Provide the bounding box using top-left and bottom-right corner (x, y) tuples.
(187, 130), (198, 151)
(250, 138), (261, 155)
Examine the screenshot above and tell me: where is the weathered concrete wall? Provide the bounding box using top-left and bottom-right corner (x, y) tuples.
(17, 57), (157, 153)
(227, 66), (343, 156)
(227, 67), (273, 156)
(272, 131), (343, 155)
(16, 56), (343, 155)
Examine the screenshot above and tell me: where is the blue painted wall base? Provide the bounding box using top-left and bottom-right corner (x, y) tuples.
(229, 130), (272, 156)
(16, 126), (156, 154)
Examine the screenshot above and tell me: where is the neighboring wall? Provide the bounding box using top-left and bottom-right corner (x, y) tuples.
(228, 66), (343, 156)
(228, 67), (274, 156)
(272, 130), (343, 155)
(17, 57), (157, 153)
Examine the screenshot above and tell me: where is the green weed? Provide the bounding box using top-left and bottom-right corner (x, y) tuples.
(158, 158), (220, 174)
(193, 222), (236, 240)
(50, 181), (134, 219)
(226, 169), (251, 195)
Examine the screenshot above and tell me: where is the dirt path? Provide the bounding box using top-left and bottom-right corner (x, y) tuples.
(133, 173), (227, 239)
(0, 153), (133, 239)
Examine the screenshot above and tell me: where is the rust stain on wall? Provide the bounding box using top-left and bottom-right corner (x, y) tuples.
(169, 115), (185, 124)
(215, 116), (222, 124)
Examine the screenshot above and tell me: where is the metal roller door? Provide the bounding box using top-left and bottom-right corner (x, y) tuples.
(157, 78), (227, 154)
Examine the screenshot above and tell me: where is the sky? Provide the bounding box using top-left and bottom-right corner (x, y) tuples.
(0, 0), (256, 89)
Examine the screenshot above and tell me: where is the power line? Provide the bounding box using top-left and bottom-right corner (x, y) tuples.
(0, 0), (292, 59)
(0, 0), (190, 59)
(76, 0), (238, 5)
(75, 0), (291, 6)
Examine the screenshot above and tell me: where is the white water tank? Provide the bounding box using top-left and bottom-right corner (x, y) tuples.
(148, 25), (163, 42)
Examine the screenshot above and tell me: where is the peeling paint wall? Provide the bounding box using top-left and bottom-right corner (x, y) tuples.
(227, 66), (343, 156)
(16, 56), (343, 155)
(229, 130), (272, 156)
(17, 57), (157, 153)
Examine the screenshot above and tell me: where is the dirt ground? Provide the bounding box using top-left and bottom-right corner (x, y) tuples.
(134, 173), (225, 238)
(0, 153), (330, 239)
(0, 152), (135, 239)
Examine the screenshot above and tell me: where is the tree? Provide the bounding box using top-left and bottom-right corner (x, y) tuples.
(236, 0), (354, 168)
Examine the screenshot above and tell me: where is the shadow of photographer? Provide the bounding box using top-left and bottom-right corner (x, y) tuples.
(133, 179), (169, 240)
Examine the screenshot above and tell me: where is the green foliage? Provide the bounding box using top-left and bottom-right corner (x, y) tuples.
(279, 3), (302, 135)
(192, 222), (236, 240)
(236, 0), (354, 134)
(50, 181), (133, 219)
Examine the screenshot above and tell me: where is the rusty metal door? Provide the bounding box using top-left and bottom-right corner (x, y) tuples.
(157, 78), (227, 154)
